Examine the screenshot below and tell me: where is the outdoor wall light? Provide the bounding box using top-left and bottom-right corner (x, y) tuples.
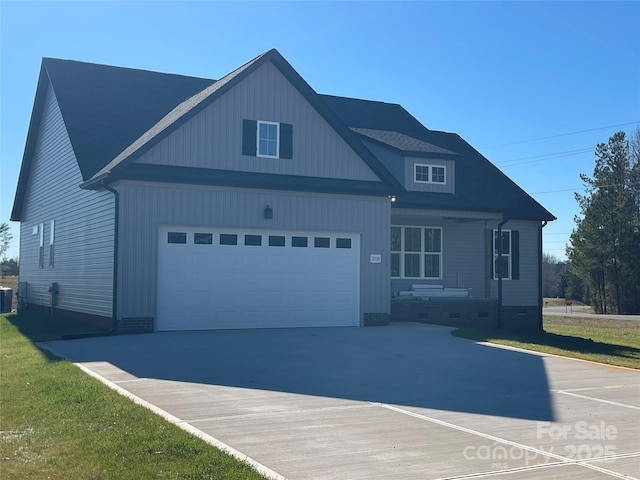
(389, 195), (397, 203)
(264, 205), (273, 219)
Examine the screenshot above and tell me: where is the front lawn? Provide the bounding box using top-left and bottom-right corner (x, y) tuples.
(452, 315), (640, 369)
(0, 312), (268, 480)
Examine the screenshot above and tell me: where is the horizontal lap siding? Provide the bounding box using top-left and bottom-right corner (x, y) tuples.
(135, 62), (380, 182)
(116, 181), (390, 323)
(18, 84), (114, 317)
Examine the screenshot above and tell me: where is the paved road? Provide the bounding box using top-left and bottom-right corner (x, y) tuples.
(544, 305), (640, 321)
(42, 324), (640, 480)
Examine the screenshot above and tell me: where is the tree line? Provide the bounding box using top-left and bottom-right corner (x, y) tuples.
(557, 127), (640, 314)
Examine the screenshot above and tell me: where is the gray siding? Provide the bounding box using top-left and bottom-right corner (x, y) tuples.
(490, 220), (541, 306)
(18, 83), (114, 317)
(115, 181), (390, 324)
(360, 139), (404, 183)
(391, 210), (542, 307)
(135, 62), (380, 182)
(390, 216), (489, 297)
(405, 157), (455, 193)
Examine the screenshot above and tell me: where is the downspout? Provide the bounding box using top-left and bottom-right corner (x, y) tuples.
(103, 180), (119, 335)
(538, 220), (548, 332)
(497, 214), (508, 329)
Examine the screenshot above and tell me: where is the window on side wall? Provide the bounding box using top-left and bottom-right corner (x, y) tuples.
(391, 226), (442, 279)
(38, 223), (44, 268)
(493, 229), (520, 280)
(49, 220), (55, 267)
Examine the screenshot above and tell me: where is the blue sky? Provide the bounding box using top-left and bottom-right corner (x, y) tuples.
(1, 1), (639, 261)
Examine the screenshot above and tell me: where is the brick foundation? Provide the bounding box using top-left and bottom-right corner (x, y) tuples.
(391, 299), (541, 330)
(117, 317), (154, 334)
(363, 312), (390, 326)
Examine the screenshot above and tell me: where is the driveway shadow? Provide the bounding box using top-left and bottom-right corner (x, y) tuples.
(41, 323), (555, 421)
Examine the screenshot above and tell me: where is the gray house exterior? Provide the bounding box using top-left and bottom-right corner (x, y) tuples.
(11, 49), (555, 333)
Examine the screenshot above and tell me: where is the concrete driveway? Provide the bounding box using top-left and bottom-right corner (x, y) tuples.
(42, 323), (639, 480)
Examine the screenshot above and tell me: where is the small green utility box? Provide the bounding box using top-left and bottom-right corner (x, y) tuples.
(0, 287), (13, 313)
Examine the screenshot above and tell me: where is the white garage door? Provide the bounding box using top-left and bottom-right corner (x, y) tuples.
(157, 227), (360, 330)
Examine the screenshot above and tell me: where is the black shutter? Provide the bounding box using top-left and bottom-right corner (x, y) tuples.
(280, 123), (293, 159)
(511, 230), (520, 280)
(242, 120), (257, 156)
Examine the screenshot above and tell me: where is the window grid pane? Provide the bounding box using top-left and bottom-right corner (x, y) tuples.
(415, 165), (429, 182)
(258, 122), (278, 157)
(194, 233), (213, 245)
(392, 226), (443, 279)
(493, 230), (511, 280)
(424, 228), (441, 253)
(404, 228), (421, 252)
(424, 254), (440, 278)
(431, 166), (445, 183)
(168, 232), (187, 244)
(391, 253), (400, 278)
(404, 254), (420, 278)
(391, 227), (402, 252)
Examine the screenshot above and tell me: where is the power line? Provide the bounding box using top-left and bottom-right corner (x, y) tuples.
(531, 183), (627, 194)
(480, 121), (639, 149)
(496, 147), (593, 166)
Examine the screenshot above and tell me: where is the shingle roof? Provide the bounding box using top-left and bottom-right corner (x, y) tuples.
(351, 128), (457, 156)
(321, 95), (555, 221)
(12, 50), (555, 222)
(44, 58), (215, 179)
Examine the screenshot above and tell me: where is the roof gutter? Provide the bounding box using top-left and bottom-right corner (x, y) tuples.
(497, 214), (509, 329)
(103, 177), (119, 335)
(538, 220), (548, 332)
(80, 172), (111, 190)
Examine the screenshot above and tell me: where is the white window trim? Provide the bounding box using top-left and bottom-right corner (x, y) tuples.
(257, 120), (280, 159)
(391, 226), (443, 279)
(414, 164), (446, 184)
(49, 220), (55, 268)
(493, 229), (512, 280)
(38, 223), (44, 269)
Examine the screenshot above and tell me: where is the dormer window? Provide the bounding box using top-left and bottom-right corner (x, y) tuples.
(415, 164), (446, 184)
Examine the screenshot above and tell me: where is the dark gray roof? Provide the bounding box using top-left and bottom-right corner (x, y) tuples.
(12, 50), (555, 222)
(321, 95), (555, 221)
(351, 128), (457, 157)
(44, 58), (215, 179)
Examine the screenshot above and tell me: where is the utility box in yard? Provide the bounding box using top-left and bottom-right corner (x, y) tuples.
(0, 287), (13, 313)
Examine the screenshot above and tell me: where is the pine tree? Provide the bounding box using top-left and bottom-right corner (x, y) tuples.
(567, 130), (640, 314)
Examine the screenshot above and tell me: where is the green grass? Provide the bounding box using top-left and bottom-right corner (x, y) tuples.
(0, 312), (268, 480)
(452, 315), (640, 369)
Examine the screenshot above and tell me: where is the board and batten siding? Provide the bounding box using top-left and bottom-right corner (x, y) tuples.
(18, 83), (114, 317)
(404, 157), (455, 194)
(134, 61), (380, 182)
(115, 181), (390, 324)
(390, 213), (495, 296)
(391, 210), (542, 307)
(490, 220), (541, 306)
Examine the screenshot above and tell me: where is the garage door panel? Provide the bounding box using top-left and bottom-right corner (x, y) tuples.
(157, 228), (359, 331)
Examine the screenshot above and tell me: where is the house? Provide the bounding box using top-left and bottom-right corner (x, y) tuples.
(10, 49), (555, 333)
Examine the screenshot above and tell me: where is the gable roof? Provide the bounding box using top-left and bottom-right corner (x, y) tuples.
(80, 49), (401, 191)
(11, 59), (214, 220)
(12, 50), (555, 222)
(321, 95), (556, 221)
